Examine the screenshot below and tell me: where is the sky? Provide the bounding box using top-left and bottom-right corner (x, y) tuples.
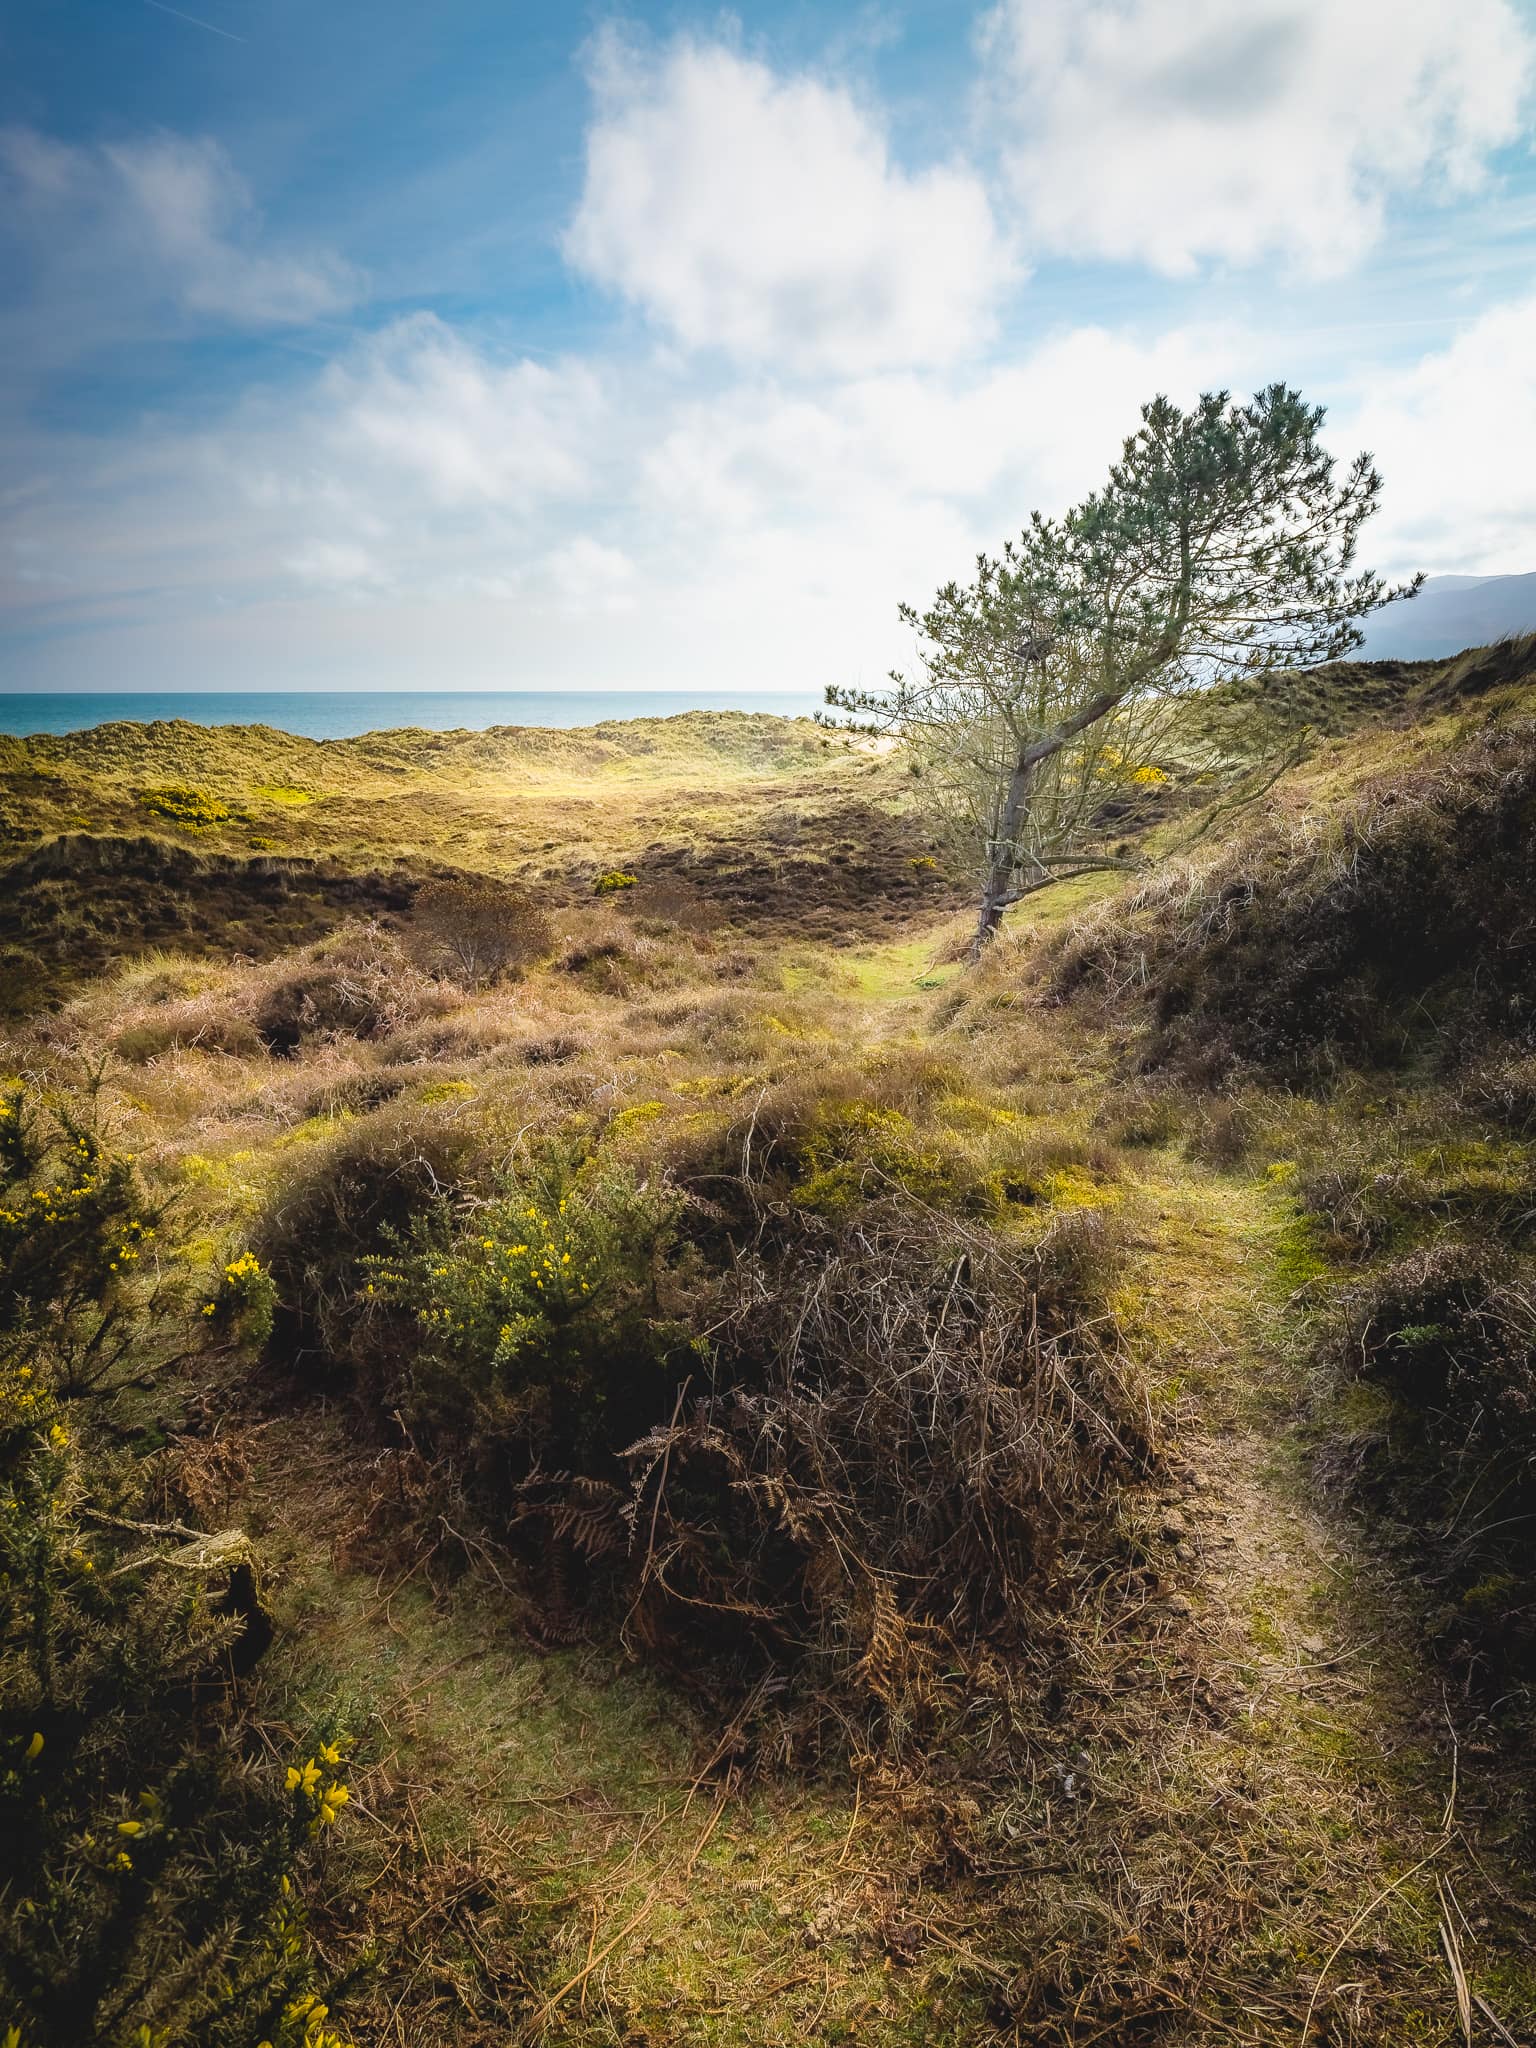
(2, 0), (1535, 694)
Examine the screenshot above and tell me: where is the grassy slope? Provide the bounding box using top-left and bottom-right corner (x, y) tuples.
(0, 714), (951, 1014)
(7, 673), (1536, 2045)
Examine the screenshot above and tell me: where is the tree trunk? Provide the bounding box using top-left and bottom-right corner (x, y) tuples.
(967, 689), (1123, 960)
(970, 749), (1037, 960)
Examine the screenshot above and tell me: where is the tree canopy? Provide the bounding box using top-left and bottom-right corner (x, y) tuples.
(827, 385), (1419, 955)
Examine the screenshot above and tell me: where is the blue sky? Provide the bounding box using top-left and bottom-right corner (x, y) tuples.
(3, 0), (1535, 691)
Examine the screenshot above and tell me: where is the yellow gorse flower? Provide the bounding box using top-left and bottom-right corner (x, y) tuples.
(285, 1740), (353, 1838)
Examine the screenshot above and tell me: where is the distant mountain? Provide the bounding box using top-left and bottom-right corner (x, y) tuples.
(1357, 571), (1536, 660)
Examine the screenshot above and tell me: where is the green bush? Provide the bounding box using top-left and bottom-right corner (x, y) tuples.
(0, 1087), (360, 2047)
(0, 1085), (181, 1398)
(592, 870), (637, 894)
(363, 1154), (701, 1472)
(136, 787), (232, 829)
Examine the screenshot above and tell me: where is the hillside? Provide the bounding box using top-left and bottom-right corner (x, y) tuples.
(3, 649), (1536, 2048)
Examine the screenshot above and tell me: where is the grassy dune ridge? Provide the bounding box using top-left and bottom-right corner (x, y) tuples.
(3, 651), (1536, 2046)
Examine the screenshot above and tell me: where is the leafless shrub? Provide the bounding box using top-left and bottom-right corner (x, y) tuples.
(616, 1198), (1151, 1734)
(408, 878), (553, 988)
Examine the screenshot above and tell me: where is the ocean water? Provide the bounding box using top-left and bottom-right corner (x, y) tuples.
(0, 689), (828, 741)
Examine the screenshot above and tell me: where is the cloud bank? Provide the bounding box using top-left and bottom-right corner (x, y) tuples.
(979, 0), (1532, 275)
(565, 32), (1010, 374)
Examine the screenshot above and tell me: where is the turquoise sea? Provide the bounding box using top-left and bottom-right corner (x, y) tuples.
(0, 689), (827, 740)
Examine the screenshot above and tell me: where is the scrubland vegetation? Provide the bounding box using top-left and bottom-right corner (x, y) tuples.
(3, 652), (1536, 2045)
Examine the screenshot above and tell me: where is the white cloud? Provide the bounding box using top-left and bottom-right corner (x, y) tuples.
(6, 275), (1534, 696)
(542, 537), (639, 613)
(0, 127), (358, 339)
(979, 0), (1534, 276)
(1340, 292), (1536, 575)
(565, 32), (1010, 374)
(305, 314), (602, 511)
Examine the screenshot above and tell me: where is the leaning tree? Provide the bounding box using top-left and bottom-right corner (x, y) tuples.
(828, 386), (1419, 957)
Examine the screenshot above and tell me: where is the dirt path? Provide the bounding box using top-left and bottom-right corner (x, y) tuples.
(1113, 1163), (1534, 2045)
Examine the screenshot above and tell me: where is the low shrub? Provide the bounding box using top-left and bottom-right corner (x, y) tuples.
(136, 786), (234, 828)
(1329, 1239), (1536, 1704)
(1461, 1052), (1536, 1135)
(251, 929), (450, 1056)
(362, 1153), (702, 1475)
(556, 927), (660, 995)
(1300, 1132), (1536, 1261)
(620, 1199), (1144, 1730)
(273, 1077), (1138, 1746)
(1095, 1085), (1183, 1149)
(592, 870), (637, 894)
(406, 878), (554, 988)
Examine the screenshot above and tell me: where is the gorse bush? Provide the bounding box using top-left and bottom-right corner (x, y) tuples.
(201, 1249), (278, 1350)
(0, 1084), (180, 1399)
(364, 1154), (701, 1472)
(0, 1391), (356, 2045)
(0, 1087), (361, 2046)
(257, 1102), (486, 1373)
